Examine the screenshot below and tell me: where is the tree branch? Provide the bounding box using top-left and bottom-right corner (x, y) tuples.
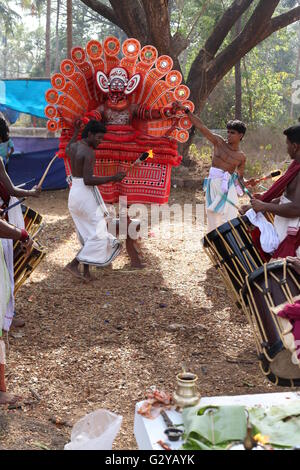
(79, 0), (122, 28)
(186, 0), (211, 41)
(262, 5), (300, 38)
(208, 0), (281, 87)
(186, 0), (254, 97)
(204, 0), (254, 58)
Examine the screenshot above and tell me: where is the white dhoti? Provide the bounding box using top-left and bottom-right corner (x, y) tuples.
(0, 241), (10, 364)
(0, 197), (24, 332)
(246, 195), (300, 257)
(204, 167), (241, 233)
(274, 195), (300, 258)
(68, 178), (121, 266)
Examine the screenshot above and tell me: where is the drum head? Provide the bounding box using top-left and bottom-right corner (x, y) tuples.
(270, 350), (300, 380)
(202, 216), (249, 245)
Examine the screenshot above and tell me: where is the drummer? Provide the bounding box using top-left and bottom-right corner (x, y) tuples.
(0, 218), (33, 404)
(241, 125), (300, 259)
(176, 104), (247, 232)
(0, 158), (40, 330)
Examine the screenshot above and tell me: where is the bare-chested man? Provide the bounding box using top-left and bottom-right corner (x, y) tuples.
(65, 120), (126, 281)
(242, 125), (300, 258)
(179, 106), (247, 232)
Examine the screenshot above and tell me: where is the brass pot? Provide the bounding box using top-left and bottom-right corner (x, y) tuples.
(173, 372), (200, 408)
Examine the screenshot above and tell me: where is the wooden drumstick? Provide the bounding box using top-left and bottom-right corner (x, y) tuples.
(37, 155), (57, 189)
(217, 191), (239, 211)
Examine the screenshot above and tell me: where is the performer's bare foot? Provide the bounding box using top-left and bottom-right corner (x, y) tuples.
(65, 260), (86, 281)
(0, 391), (20, 405)
(83, 264), (94, 281)
(12, 317), (25, 328)
(126, 238), (145, 269)
(130, 260), (146, 269)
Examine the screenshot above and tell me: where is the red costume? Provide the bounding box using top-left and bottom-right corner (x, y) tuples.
(45, 37), (194, 204)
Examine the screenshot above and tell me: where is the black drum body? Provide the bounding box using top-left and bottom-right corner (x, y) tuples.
(241, 261), (300, 386)
(13, 205), (46, 294)
(202, 217), (264, 303)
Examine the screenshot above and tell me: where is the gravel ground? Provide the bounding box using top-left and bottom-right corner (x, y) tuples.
(0, 188), (295, 450)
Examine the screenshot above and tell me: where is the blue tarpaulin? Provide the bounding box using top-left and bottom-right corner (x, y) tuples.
(0, 79), (51, 118)
(7, 136), (67, 190)
(0, 104), (19, 124)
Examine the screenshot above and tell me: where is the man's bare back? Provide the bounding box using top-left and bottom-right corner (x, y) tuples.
(68, 141), (92, 178)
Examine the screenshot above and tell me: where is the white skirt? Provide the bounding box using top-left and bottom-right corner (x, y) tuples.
(68, 178), (121, 267)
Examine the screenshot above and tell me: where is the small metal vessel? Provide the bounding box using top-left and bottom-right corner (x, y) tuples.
(173, 371), (200, 408)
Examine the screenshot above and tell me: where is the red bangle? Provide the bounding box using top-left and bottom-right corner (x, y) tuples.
(20, 229), (29, 242)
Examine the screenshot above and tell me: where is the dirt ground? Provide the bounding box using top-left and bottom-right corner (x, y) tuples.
(0, 187), (295, 450)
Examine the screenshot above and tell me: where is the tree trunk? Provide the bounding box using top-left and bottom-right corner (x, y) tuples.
(235, 18), (242, 120)
(67, 0), (73, 59)
(291, 8), (300, 119)
(243, 58), (253, 123)
(54, 0), (61, 71)
(45, 0), (51, 76)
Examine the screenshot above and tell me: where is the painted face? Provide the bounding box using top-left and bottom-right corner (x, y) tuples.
(110, 78), (126, 93)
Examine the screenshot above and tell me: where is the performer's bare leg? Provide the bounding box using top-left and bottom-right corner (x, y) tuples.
(0, 364), (19, 405)
(65, 258), (85, 280)
(83, 264), (94, 281)
(126, 238), (145, 268)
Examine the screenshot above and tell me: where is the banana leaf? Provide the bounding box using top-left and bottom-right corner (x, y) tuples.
(249, 401), (300, 448)
(182, 405), (247, 450)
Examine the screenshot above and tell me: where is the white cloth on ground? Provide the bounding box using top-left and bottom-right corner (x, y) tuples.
(68, 178), (121, 266)
(204, 167), (240, 233)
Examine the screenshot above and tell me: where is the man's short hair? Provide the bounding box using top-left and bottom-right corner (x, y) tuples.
(226, 120), (247, 135)
(283, 125), (300, 144)
(0, 118), (9, 142)
(81, 120), (107, 139)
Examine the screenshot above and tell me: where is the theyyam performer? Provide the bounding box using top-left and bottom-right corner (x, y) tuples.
(45, 36), (196, 271)
(45, 36), (194, 207)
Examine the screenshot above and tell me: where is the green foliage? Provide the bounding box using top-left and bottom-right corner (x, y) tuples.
(0, 0), (299, 133)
